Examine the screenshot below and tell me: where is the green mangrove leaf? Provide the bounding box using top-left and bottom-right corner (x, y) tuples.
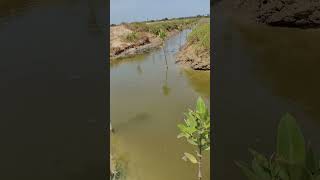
(277, 165), (290, 180)
(177, 133), (186, 139)
(187, 139), (198, 146)
(184, 152), (198, 164)
(277, 160), (312, 180)
(177, 124), (187, 132)
(277, 113), (306, 165)
(196, 97), (206, 114)
(249, 149), (269, 168)
(251, 158), (271, 180)
(315, 175), (320, 180)
(306, 143), (319, 173)
(235, 161), (260, 180)
(314, 169), (320, 177)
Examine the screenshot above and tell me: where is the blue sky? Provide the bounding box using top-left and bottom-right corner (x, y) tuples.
(111, 0), (210, 24)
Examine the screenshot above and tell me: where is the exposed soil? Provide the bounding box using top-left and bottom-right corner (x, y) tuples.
(110, 25), (178, 60)
(234, 0), (320, 28)
(176, 43), (210, 71)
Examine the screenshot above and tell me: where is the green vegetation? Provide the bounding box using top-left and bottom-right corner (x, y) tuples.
(177, 97), (210, 180)
(187, 22), (210, 55)
(125, 18), (200, 37)
(121, 32), (140, 43)
(158, 29), (167, 42)
(110, 161), (126, 180)
(236, 113), (320, 180)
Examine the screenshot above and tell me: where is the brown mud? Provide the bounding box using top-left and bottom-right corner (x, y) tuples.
(234, 0), (320, 28)
(110, 25), (179, 60)
(176, 43), (210, 71)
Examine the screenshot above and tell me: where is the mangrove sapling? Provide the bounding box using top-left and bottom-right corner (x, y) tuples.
(110, 161), (126, 180)
(162, 67), (170, 96)
(236, 113), (320, 180)
(177, 97), (210, 180)
(158, 30), (168, 69)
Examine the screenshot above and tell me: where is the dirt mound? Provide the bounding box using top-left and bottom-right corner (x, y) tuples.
(110, 25), (161, 59)
(235, 0), (320, 28)
(176, 43), (210, 70)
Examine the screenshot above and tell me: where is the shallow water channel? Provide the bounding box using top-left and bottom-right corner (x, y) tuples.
(110, 30), (210, 180)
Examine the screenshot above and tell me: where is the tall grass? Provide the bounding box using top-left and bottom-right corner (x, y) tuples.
(187, 23), (210, 54)
(121, 32), (140, 43)
(125, 18), (199, 36)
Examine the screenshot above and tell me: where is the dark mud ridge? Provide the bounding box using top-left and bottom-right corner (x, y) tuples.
(176, 43), (210, 71)
(110, 36), (161, 60)
(237, 0), (320, 28)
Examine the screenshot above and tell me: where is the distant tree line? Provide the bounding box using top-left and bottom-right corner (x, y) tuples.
(111, 14), (210, 26)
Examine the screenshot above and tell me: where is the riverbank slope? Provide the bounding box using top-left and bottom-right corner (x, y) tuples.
(233, 0), (320, 28)
(176, 19), (210, 71)
(110, 18), (201, 60)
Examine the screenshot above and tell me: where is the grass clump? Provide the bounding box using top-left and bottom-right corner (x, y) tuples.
(126, 18), (200, 36)
(187, 23), (210, 54)
(121, 32), (140, 43)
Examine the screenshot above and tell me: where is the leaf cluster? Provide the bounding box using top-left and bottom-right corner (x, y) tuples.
(236, 114), (320, 180)
(177, 97), (210, 164)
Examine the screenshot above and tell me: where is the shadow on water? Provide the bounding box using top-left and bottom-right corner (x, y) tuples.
(162, 62), (171, 96)
(213, 3), (320, 180)
(182, 69), (210, 98)
(110, 54), (150, 69)
(0, 0), (107, 179)
(237, 24), (320, 122)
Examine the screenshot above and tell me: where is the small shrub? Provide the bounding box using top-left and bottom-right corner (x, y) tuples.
(187, 23), (210, 54)
(126, 18), (200, 36)
(122, 32), (140, 43)
(178, 97), (210, 180)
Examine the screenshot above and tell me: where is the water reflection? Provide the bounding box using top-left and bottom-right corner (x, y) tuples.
(182, 68), (210, 98)
(162, 67), (171, 96)
(0, 0), (107, 179)
(237, 23), (320, 121)
(136, 64), (143, 75)
(110, 54), (149, 68)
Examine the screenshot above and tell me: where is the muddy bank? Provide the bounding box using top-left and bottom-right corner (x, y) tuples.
(176, 43), (210, 70)
(233, 0), (320, 28)
(110, 26), (182, 60)
(176, 21), (210, 71)
(110, 25), (164, 60)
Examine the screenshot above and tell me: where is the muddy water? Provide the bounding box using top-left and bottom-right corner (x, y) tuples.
(0, 0), (107, 179)
(110, 30), (210, 180)
(213, 7), (320, 180)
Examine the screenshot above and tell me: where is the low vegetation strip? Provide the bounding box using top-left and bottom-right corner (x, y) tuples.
(187, 22), (210, 56)
(125, 18), (199, 36)
(176, 20), (210, 71)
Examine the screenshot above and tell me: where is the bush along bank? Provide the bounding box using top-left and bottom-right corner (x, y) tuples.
(176, 21), (210, 71)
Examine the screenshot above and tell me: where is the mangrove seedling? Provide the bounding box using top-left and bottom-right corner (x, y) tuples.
(158, 29), (168, 68)
(177, 97), (210, 180)
(158, 29), (167, 42)
(162, 67), (170, 96)
(236, 113), (320, 180)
